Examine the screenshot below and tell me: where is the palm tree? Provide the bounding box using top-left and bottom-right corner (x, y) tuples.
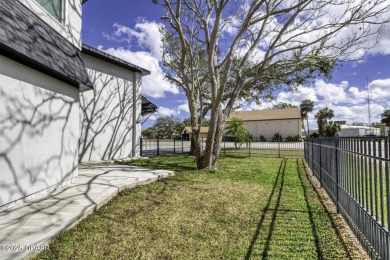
(381, 110), (390, 127)
(324, 121), (341, 137)
(225, 117), (251, 149)
(300, 100), (314, 137)
(315, 107), (334, 136)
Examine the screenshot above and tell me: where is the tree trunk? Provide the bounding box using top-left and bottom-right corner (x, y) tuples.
(201, 107), (226, 171)
(189, 135), (195, 155)
(210, 111), (226, 168)
(191, 131), (203, 169)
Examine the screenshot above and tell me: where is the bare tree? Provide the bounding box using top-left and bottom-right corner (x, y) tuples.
(153, 0), (390, 170)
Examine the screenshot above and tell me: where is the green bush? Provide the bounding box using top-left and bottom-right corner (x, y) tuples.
(272, 132), (282, 142)
(286, 135), (302, 142)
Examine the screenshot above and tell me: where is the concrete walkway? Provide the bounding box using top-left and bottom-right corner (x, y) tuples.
(0, 162), (174, 260)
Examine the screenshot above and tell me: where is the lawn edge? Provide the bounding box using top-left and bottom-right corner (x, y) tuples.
(302, 159), (369, 260)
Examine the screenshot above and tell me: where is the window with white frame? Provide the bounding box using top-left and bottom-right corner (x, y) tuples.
(35, 0), (64, 22)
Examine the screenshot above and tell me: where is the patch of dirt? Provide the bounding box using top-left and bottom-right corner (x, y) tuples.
(302, 160), (369, 260)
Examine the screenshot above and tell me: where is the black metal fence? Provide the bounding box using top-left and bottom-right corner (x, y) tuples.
(140, 138), (192, 157)
(140, 137), (304, 158)
(304, 135), (390, 259)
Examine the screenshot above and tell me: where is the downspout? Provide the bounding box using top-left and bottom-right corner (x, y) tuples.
(132, 72), (137, 157)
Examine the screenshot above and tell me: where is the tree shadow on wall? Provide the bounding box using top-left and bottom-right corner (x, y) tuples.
(0, 78), (144, 259)
(0, 83), (78, 207)
(79, 70), (140, 162)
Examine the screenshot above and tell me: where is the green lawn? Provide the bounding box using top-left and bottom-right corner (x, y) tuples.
(36, 155), (358, 259)
(223, 147), (304, 158)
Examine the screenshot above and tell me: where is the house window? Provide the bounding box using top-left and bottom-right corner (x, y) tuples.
(35, 0), (64, 22)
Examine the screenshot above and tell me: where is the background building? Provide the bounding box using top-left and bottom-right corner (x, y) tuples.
(228, 108), (302, 140)
(182, 127), (209, 140)
(338, 125), (382, 137)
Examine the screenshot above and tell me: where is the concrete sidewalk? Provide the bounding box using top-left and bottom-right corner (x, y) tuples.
(0, 162), (174, 260)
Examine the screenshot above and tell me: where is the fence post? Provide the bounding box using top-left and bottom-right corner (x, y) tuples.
(278, 140), (281, 158)
(249, 139), (251, 157)
(319, 138), (322, 188)
(182, 138), (184, 154)
(223, 137), (226, 156)
(311, 138), (314, 175)
(386, 131), (390, 229)
(335, 137), (340, 214)
(157, 137), (160, 156)
(140, 137), (143, 157)
(173, 138), (176, 154)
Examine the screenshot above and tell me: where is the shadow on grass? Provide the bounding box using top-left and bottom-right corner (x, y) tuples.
(244, 158), (287, 259)
(245, 158), (352, 259)
(300, 159), (352, 259)
(296, 159), (322, 259)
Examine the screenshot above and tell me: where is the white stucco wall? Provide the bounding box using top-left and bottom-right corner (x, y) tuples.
(18, 0), (82, 49)
(0, 55), (79, 208)
(244, 119), (302, 139)
(79, 54), (142, 162)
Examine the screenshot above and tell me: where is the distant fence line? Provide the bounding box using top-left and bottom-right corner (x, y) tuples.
(140, 137), (304, 158)
(304, 135), (390, 259)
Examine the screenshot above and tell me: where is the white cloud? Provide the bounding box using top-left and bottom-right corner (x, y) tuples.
(369, 23), (390, 55)
(147, 102), (190, 121)
(314, 80), (349, 104)
(243, 77), (390, 129)
(177, 102), (190, 113)
(369, 78), (390, 102)
(102, 47), (179, 98)
(148, 106), (180, 121)
(110, 21), (163, 60)
(100, 20), (179, 98)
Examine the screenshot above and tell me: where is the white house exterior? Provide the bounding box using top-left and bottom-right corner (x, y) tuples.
(0, 0), (92, 209)
(228, 108), (302, 139)
(79, 45), (150, 161)
(0, 0), (153, 209)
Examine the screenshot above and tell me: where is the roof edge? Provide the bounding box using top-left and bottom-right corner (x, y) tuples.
(141, 95), (158, 115)
(0, 42), (85, 89)
(82, 44), (151, 76)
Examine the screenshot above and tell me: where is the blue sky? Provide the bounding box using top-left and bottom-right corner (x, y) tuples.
(82, 1), (390, 130)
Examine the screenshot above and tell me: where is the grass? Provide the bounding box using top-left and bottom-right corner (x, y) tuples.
(36, 155), (357, 259)
(223, 147), (304, 158)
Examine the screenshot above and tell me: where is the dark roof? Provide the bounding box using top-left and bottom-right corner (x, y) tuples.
(141, 96), (158, 115)
(0, 0), (93, 90)
(82, 44), (151, 76)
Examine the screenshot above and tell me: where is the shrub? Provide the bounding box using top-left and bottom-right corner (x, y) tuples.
(272, 132), (283, 142)
(286, 135), (302, 142)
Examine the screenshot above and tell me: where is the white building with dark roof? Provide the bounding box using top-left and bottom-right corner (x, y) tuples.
(0, 0), (156, 209)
